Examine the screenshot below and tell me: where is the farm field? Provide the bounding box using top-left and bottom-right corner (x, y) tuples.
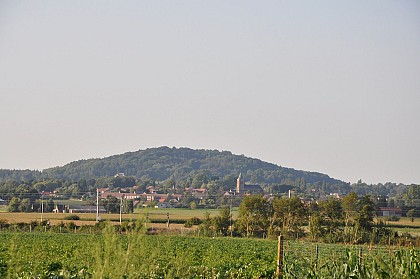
(0, 207), (238, 224)
(376, 217), (420, 237)
(0, 229), (419, 278)
(0, 208), (235, 234)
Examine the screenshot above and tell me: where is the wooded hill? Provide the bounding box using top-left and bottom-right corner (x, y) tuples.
(0, 146), (345, 187)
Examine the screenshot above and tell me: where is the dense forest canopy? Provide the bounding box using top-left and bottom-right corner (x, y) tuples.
(0, 146), (343, 186)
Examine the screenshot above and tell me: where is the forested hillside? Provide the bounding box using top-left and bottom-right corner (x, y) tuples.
(1, 146), (344, 187)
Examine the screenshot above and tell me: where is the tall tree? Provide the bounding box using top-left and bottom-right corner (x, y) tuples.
(8, 197), (20, 212)
(318, 198), (343, 239)
(308, 203), (323, 240)
(405, 184), (420, 207)
(212, 206), (231, 236)
(342, 192), (358, 243)
(270, 196), (306, 237)
(46, 198), (55, 212)
(102, 195), (120, 213)
(19, 198), (31, 212)
(355, 195), (375, 232)
(237, 195), (271, 237)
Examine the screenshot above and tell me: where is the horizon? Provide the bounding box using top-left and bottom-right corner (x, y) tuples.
(1, 1), (419, 185)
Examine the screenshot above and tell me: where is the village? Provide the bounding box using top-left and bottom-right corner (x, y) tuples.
(36, 173), (404, 220)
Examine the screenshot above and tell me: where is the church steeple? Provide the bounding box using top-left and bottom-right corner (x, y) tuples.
(236, 173), (245, 194)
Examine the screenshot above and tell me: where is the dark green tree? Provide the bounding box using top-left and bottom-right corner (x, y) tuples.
(102, 195), (120, 213)
(212, 206), (230, 236)
(8, 197), (20, 212)
(46, 198), (55, 212)
(270, 196), (306, 238)
(405, 184), (420, 207)
(19, 198), (31, 212)
(342, 192), (358, 243)
(318, 198), (343, 237)
(356, 195), (375, 231)
(199, 212), (212, 236)
(125, 199), (134, 213)
(237, 195), (271, 237)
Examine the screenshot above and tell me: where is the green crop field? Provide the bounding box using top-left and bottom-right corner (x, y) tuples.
(0, 226), (419, 278)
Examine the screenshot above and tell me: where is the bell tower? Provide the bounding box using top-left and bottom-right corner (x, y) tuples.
(236, 173), (245, 194)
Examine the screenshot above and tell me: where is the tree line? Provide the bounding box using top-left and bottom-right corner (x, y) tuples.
(199, 193), (416, 245)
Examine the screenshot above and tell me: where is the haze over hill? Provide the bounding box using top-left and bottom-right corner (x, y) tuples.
(0, 146), (345, 187)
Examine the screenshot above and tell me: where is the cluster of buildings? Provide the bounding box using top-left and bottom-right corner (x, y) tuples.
(47, 174), (263, 212)
(97, 173), (263, 208)
(97, 186), (182, 209)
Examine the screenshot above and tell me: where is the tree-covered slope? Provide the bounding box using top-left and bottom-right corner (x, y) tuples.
(37, 146), (344, 186)
(0, 169), (41, 182)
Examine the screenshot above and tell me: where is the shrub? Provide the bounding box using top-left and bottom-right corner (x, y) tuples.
(184, 217), (201, 228)
(64, 214), (80, 220)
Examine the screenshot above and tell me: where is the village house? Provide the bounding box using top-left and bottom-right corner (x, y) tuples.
(53, 204), (107, 214)
(378, 207), (403, 217)
(185, 187), (208, 199)
(146, 186), (160, 194)
(97, 188), (110, 194)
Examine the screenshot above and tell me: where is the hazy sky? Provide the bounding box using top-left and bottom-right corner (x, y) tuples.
(1, 1), (419, 184)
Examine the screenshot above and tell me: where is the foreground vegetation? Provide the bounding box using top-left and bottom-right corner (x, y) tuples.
(0, 224), (419, 278)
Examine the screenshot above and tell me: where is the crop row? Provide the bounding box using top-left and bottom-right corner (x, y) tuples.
(0, 227), (419, 278)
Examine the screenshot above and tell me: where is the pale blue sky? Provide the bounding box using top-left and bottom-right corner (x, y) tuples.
(1, 1), (419, 184)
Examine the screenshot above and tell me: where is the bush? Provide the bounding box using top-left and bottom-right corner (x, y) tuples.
(385, 215), (400, 221)
(64, 215), (80, 220)
(184, 217), (201, 228)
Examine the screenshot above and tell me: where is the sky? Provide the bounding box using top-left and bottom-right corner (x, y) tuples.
(0, 1), (419, 185)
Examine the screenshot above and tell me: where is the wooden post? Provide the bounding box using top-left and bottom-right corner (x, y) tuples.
(315, 245), (319, 268)
(276, 235), (284, 277)
(96, 188), (99, 222)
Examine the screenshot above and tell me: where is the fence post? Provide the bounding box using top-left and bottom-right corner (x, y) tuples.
(276, 235), (284, 277)
(315, 245), (319, 268)
(358, 247), (363, 265)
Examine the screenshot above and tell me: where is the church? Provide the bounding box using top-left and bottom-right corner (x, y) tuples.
(235, 173), (263, 194)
